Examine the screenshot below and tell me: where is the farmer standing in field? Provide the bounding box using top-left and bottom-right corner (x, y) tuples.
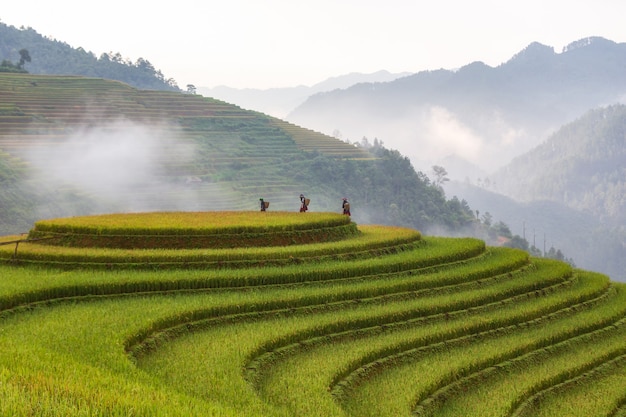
(299, 194), (308, 212)
(342, 197), (351, 216)
(260, 198), (266, 211)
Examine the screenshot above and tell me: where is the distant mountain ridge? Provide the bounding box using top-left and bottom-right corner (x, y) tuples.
(198, 70), (412, 118)
(287, 37), (626, 179)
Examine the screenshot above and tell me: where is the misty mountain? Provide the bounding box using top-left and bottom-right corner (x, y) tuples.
(197, 70), (411, 119)
(287, 37), (626, 180)
(444, 104), (626, 282)
(0, 22), (179, 91)
(444, 180), (625, 283)
(492, 104), (626, 227)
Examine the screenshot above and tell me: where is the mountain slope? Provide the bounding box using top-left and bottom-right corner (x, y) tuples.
(444, 180), (625, 282)
(0, 73), (474, 236)
(494, 104), (626, 226)
(443, 105), (626, 282)
(287, 37), (626, 178)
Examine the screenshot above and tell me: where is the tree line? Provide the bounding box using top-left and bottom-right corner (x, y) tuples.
(0, 22), (178, 90)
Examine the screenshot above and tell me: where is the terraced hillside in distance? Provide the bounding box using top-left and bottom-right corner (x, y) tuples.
(0, 211), (625, 416)
(0, 73), (370, 215)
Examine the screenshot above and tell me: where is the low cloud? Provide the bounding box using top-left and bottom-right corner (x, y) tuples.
(21, 119), (200, 214)
(320, 104), (535, 178)
(421, 106), (486, 162)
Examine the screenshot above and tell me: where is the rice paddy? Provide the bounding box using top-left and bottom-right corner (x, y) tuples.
(0, 210), (624, 416)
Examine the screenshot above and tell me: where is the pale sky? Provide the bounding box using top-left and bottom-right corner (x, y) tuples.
(2, 0), (626, 89)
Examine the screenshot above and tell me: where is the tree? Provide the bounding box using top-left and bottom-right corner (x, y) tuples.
(505, 235), (529, 251)
(481, 211), (493, 227)
(186, 84), (197, 94)
(529, 245), (543, 257)
(546, 247), (565, 261)
(18, 49), (31, 69)
(492, 221), (512, 238)
(432, 165), (449, 187)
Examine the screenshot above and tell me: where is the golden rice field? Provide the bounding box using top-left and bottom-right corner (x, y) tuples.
(0, 211), (624, 416)
(30, 211), (351, 234)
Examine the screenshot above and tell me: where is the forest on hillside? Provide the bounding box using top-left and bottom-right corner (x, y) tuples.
(437, 103), (625, 283)
(494, 105), (626, 228)
(0, 22), (179, 91)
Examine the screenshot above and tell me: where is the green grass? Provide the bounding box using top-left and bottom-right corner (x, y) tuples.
(25, 212), (360, 249)
(252, 269), (602, 416)
(0, 245), (523, 416)
(29, 211), (352, 234)
(1, 224), (420, 267)
(0, 211), (623, 416)
(511, 354), (626, 417)
(428, 299), (626, 417)
(343, 274), (625, 417)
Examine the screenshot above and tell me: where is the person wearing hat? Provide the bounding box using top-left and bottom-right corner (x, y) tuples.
(260, 198), (266, 212)
(342, 197), (351, 216)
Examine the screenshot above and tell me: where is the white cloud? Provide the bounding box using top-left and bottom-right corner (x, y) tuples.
(422, 106), (485, 162)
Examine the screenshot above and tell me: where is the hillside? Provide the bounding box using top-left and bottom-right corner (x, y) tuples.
(287, 37), (626, 179)
(444, 180), (626, 282)
(0, 73), (475, 236)
(474, 104), (626, 282)
(0, 211), (625, 415)
(0, 22), (179, 91)
(493, 105), (626, 227)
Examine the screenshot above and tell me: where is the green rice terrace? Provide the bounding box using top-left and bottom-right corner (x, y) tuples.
(0, 211), (624, 416)
(0, 73), (371, 213)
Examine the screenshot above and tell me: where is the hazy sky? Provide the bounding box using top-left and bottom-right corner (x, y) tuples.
(3, 0), (626, 89)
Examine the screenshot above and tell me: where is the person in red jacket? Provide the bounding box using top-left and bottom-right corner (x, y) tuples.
(299, 194), (308, 212)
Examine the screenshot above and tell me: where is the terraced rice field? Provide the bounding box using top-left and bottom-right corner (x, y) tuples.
(0, 73), (370, 212)
(0, 211), (624, 416)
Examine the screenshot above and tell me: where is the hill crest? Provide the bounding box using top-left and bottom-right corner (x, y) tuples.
(0, 22), (179, 91)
